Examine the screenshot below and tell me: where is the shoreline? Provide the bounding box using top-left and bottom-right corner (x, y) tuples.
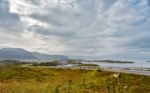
(24, 65), (150, 76)
(106, 68), (150, 76)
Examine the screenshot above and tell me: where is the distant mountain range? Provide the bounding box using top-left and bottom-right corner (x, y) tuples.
(0, 48), (69, 61)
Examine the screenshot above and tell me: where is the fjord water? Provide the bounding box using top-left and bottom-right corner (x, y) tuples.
(82, 60), (150, 68)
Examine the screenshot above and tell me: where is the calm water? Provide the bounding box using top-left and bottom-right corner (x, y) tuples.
(82, 60), (150, 68)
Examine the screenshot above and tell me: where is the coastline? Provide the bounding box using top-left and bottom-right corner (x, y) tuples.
(105, 68), (150, 76)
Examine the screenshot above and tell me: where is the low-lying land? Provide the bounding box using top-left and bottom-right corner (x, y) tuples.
(0, 67), (149, 93)
(99, 60), (134, 63)
(82, 60), (134, 63)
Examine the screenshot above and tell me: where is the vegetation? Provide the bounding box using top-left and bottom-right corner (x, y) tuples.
(68, 59), (81, 64)
(78, 63), (99, 66)
(98, 60), (134, 64)
(146, 69), (150, 71)
(0, 60), (33, 68)
(33, 61), (60, 66)
(0, 67), (149, 93)
(0, 60), (26, 65)
(82, 59), (134, 63)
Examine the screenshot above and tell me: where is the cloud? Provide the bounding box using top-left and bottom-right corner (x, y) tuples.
(0, 0), (22, 33)
(0, 0), (150, 60)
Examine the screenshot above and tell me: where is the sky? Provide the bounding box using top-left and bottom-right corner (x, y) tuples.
(0, 0), (150, 60)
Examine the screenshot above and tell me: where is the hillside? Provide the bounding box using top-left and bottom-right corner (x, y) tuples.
(0, 48), (69, 61)
(0, 48), (37, 61)
(33, 52), (69, 61)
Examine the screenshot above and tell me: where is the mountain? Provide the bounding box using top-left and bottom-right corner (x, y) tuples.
(0, 48), (37, 61)
(0, 48), (69, 61)
(32, 52), (69, 61)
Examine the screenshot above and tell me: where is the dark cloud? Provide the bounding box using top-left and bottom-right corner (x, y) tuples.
(0, 0), (22, 33)
(128, 0), (141, 5)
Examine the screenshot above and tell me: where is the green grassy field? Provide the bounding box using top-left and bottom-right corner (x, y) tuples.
(0, 67), (149, 93)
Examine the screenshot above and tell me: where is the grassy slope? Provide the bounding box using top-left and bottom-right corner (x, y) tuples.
(0, 67), (150, 93)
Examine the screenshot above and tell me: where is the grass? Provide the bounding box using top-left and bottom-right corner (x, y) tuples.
(0, 67), (149, 93)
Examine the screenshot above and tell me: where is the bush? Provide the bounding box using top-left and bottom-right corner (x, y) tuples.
(97, 68), (102, 72)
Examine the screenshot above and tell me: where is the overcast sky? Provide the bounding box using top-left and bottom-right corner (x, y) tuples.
(0, 0), (150, 60)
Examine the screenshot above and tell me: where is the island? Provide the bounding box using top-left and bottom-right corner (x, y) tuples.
(82, 59), (134, 64)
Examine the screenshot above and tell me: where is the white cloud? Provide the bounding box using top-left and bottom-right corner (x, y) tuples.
(0, 0), (150, 60)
